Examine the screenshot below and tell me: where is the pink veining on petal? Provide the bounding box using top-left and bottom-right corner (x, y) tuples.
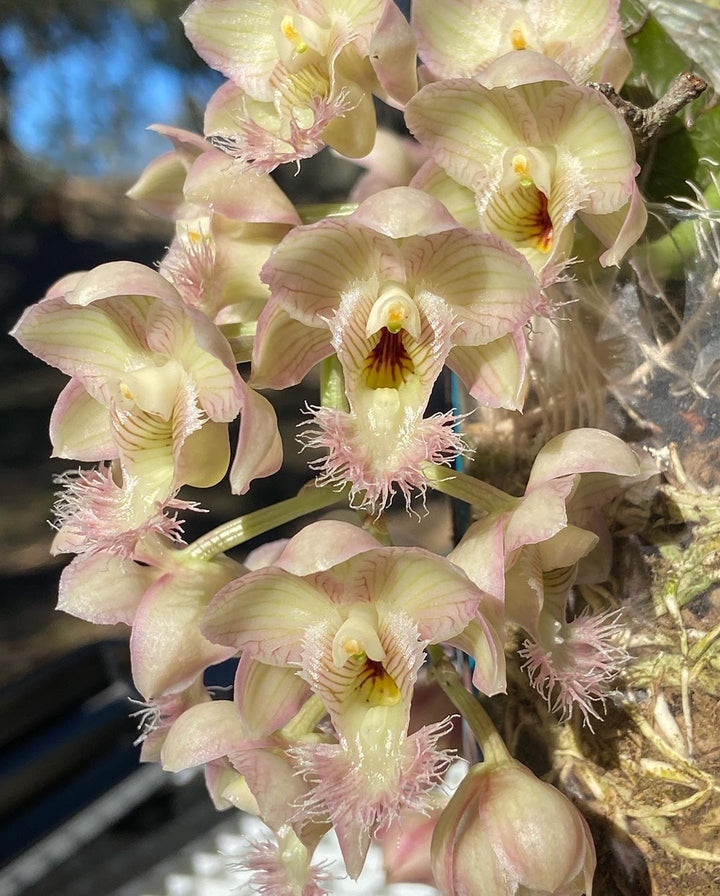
(51, 464), (203, 557)
(519, 609), (628, 727)
(298, 405), (467, 515)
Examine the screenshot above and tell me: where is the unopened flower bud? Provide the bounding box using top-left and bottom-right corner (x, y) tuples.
(431, 759), (595, 896)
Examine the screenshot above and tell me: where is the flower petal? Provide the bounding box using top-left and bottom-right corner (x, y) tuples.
(161, 700), (246, 771)
(580, 181), (647, 267)
(448, 514), (507, 601)
(448, 332), (528, 410)
(148, 123), (210, 158)
(126, 150), (190, 219)
(351, 186), (459, 238)
(50, 379), (117, 461)
(369, 0), (418, 105)
(131, 557), (241, 699)
(251, 303), (333, 389)
(447, 607), (507, 697)
(504, 544), (545, 634)
(146, 301), (242, 422)
(183, 149), (300, 225)
(232, 742), (309, 831)
(539, 84), (636, 215)
(538, 0), (620, 80)
(321, 86), (377, 159)
(11, 294), (148, 388)
(261, 220), (382, 327)
(335, 547), (483, 643)
(504, 476), (575, 554)
(205, 763), (260, 812)
(406, 79), (537, 204)
(537, 525), (599, 571)
(411, 160), (481, 228)
(181, 0), (278, 102)
(527, 427), (640, 488)
(110, 404), (178, 509)
(230, 387), (283, 495)
(234, 656), (312, 738)
(412, 230), (542, 345)
(412, 0), (506, 79)
(274, 520), (381, 575)
(202, 568), (338, 664)
(293, 720), (452, 879)
(57, 552), (156, 625)
(67, 261), (181, 308)
(477, 49), (574, 89)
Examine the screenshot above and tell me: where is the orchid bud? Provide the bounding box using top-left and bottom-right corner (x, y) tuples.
(431, 760), (595, 896)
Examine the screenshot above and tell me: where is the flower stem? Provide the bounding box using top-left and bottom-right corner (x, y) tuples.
(422, 463), (517, 515)
(321, 355), (349, 412)
(280, 694), (327, 740)
(183, 482), (347, 561)
(427, 645), (510, 767)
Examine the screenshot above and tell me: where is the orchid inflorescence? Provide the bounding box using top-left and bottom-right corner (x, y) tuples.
(13, 1), (669, 893)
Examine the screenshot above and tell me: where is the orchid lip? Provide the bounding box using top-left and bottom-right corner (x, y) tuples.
(355, 659), (402, 707)
(487, 182), (555, 253)
(363, 328), (416, 390)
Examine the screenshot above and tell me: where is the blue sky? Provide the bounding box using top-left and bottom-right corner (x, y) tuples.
(0, 11), (220, 176)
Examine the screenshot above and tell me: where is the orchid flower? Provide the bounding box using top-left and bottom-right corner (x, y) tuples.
(406, 54), (647, 272)
(413, 0), (631, 88)
(254, 187), (544, 511)
(11, 263), (283, 526)
(161, 666), (316, 829)
(182, 0), (418, 171)
(450, 428), (641, 721)
(449, 429), (640, 601)
(201, 520), (504, 877)
(129, 128), (300, 331)
(56, 533), (241, 701)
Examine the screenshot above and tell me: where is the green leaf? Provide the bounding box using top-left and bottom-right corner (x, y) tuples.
(620, 0), (649, 35)
(625, 15), (693, 99)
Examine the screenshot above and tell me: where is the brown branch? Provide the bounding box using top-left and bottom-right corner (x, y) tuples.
(589, 72), (708, 145)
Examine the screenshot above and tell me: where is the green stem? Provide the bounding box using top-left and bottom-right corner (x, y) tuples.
(296, 202), (358, 224)
(183, 482), (346, 561)
(422, 462), (518, 515)
(321, 355), (349, 412)
(280, 694), (327, 740)
(427, 645), (510, 767)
